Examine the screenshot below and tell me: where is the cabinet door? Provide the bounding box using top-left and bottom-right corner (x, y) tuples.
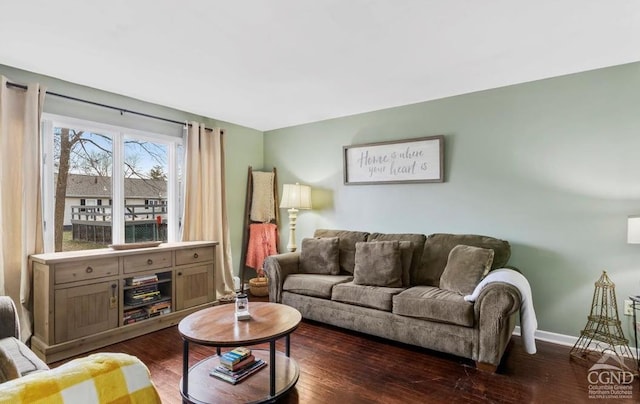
(175, 264), (214, 310)
(54, 281), (118, 343)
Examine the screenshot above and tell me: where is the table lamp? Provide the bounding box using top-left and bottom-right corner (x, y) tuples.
(280, 183), (312, 252)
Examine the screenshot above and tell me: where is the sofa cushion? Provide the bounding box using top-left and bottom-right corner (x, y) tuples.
(353, 241), (403, 287)
(416, 233), (510, 286)
(392, 286), (475, 327)
(299, 237), (340, 275)
(367, 233), (426, 284)
(0, 337), (48, 378)
(283, 274), (353, 299)
(332, 281), (406, 311)
(439, 245), (494, 295)
(0, 343), (19, 382)
(398, 241), (413, 287)
(314, 229), (370, 274)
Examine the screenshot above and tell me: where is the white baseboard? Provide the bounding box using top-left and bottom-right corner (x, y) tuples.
(513, 326), (639, 360)
(513, 326), (578, 347)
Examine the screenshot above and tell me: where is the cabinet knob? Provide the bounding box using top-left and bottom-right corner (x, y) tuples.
(178, 272), (182, 276)
(193, 253), (199, 259)
(86, 266), (93, 273)
(147, 259), (153, 265)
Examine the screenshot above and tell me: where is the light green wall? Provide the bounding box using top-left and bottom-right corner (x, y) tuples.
(0, 64), (264, 274)
(264, 62), (640, 339)
(6, 61), (640, 340)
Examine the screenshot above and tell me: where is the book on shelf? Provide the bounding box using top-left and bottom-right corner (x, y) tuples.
(128, 284), (159, 294)
(146, 307), (171, 317)
(219, 347), (252, 367)
(124, 316), (147, 325)
(124, 289), (161, 305)
(209, 358), (266, 385)
(220, 354), (255, 372)
(147, 309), (168, 318)
(145, 300), (171, 314)
(123, 308), (148, 324)
(125, 286), (159, 297)
(214, 357), (262, 377)
(125, 274), (159, 286)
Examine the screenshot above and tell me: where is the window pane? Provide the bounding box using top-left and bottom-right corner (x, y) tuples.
(53, 127), (113, 252)
(124, 138), (168, 243)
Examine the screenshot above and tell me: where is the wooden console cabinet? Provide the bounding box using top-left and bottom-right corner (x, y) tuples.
(30, 241), (218, 363)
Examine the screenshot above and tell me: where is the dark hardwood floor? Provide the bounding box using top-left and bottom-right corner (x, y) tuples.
(52, 308), (640, 404)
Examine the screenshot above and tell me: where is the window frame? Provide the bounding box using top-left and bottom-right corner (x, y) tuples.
(41, 113), (183, 252)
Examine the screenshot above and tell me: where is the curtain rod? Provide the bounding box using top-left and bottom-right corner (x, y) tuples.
(5, 81), (221, 134)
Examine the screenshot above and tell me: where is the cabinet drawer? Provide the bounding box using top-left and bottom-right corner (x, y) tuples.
(123, 251), (172, 274)
(175, 246), (214, 266)
(55, 258), (119, 284)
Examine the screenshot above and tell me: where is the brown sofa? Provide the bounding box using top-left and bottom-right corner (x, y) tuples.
(264, 230), (522, 371)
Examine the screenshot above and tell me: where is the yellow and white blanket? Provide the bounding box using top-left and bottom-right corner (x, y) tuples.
(0, 352), (160, 404)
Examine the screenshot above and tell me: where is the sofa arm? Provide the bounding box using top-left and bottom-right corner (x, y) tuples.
(0, 352), (160, 403)
(0, 297), (19, 340)
(473, 282), (521, 369)
(263, 252), (300, 303)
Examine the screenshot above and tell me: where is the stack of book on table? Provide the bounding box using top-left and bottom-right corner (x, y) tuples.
(209, 347), (266, 384)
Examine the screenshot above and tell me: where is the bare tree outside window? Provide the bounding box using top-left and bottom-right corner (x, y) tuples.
(124, 139), (168, 243)
(54, 128), (112, 251)
(53, 127), (170, 251)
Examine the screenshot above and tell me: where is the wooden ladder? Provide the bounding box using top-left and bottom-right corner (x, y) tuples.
(238, 166), (280, 293)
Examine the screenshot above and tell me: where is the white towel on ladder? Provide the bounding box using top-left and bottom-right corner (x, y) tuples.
(250, 171), (275, 222)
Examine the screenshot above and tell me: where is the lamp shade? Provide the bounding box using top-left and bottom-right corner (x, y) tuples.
(280, 183), (312, 210)
(628, 216), (640, 244)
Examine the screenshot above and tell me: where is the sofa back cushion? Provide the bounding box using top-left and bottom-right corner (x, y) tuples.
(353, 241), (403, 287)
(367, 233), (426, 283)
(314, 229), (370, 274)
(415, 233), (510, 286)
(398, 241), (414, 286)
(439, 245), (494, 295)
(299, 237), (340, 275)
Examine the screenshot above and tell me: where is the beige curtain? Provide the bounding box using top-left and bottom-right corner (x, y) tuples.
(181, 122), (235, 298)
(0, 77), (46, 342)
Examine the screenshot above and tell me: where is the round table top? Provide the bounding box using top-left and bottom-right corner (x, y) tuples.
(178, 302), (302, 346)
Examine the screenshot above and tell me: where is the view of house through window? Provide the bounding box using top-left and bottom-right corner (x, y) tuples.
(53, 127), (113, 252)
(124, 138), (168, 244)
(43, 116), (182, 252)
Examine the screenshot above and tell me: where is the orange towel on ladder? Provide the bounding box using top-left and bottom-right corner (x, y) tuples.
(246, 223), (278, 274)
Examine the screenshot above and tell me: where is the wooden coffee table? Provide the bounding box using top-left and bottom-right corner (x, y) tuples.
(178, 302), (302, 403)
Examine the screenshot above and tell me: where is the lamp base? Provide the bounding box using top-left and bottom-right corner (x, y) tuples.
(286, 208), (298, 252)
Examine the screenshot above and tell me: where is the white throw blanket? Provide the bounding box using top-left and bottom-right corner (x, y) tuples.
(250, 171), (275, 222)
(464, 268), (538, 354)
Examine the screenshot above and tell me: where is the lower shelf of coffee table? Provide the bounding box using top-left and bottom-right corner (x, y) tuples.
(180, 349), (299, 404)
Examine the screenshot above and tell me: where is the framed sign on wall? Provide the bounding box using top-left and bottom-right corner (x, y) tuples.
(343, 135), (444, 185)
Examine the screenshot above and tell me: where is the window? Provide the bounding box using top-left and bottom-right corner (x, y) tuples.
(42, 115), (183, 252)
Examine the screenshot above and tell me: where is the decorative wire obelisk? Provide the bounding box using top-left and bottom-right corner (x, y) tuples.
(570, 271), (636, 373)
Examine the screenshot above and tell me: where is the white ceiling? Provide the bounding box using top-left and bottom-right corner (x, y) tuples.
(1, 1), (639, 131)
